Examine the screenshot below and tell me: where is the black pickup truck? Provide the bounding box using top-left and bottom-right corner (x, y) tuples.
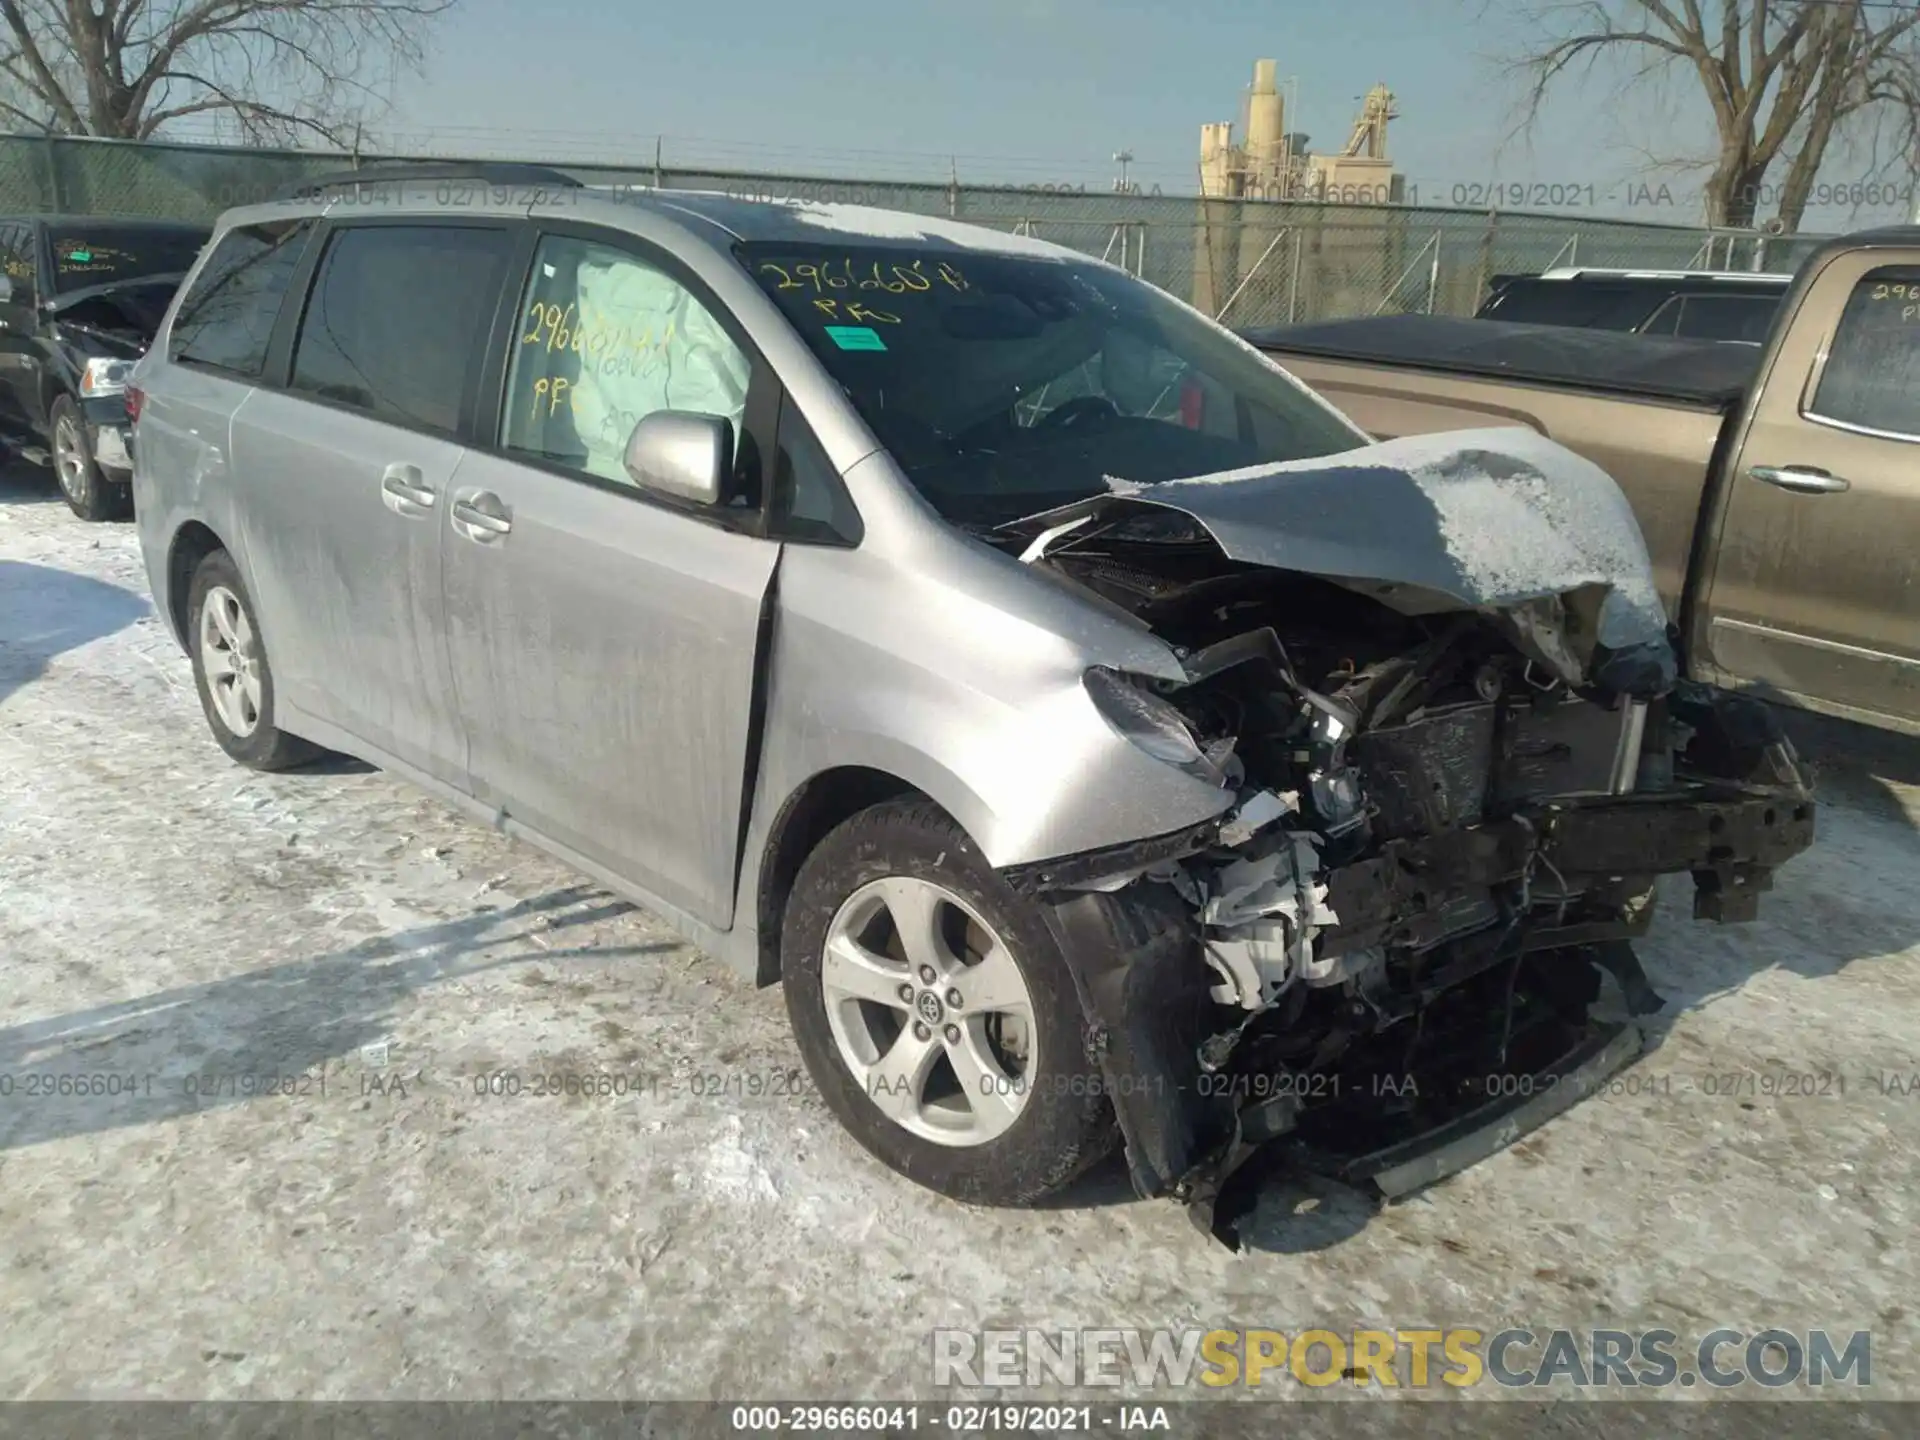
(0, 216), (211, 519)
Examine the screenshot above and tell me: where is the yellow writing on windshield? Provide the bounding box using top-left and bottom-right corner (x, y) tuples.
(810, 297), (899, 325)
(759, 257), (968, 298)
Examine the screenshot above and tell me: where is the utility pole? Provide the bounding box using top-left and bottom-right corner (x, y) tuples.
(1911, 134), (1920, 223)
(1113, 150), (1134, 194)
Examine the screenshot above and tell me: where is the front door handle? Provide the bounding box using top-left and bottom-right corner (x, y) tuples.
(451, 491), (513, 540)
(381, 463), (437, 513)
(1750, 464), (1851, 495)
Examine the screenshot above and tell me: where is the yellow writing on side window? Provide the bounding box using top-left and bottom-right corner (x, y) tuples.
(532, 374), (600, 419)
(521, 302), (678, 357)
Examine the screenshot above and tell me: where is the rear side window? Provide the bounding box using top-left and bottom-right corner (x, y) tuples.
(1669, 293), (1777, 343)
(1638, 296), (1683, 336)
(1807, 266), (1920, 441)
(1479, 280), (1657, 331)
(169, 220), (313, 378)
(291, 224), (517, 435)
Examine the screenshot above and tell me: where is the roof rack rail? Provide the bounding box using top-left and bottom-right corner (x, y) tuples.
(273, 163), (584, 201)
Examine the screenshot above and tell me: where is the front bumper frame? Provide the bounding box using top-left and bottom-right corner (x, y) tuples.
(1034, 758), (1816, 1242)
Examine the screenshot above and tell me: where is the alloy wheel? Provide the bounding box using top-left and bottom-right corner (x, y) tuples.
(198, 584), (263, 737)
(820, 875), (1038, 1147)
(52, 410), (86, 502)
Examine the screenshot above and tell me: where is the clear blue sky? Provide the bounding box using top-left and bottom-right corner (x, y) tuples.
(374, 0), (1911, 231)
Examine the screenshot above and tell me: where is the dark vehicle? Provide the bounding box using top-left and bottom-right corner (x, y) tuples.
(1477, 266), (1792, 345)
(0, 216), (212, 519)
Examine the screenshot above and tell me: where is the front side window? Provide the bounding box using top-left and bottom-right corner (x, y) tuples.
(50, 225), (209, 293)
(168, 220), (313, 378)
(501, 234), (753, 486)
(1807, 267), (1920, 441)
(291, 224), (517, 434)
(740, 242), (1363, 526)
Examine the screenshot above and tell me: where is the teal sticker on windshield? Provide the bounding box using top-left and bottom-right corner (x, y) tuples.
(825, 325), (886, 352)
(66, 249), (92, 263)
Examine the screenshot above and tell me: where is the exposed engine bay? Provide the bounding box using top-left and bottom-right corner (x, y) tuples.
(988, 446), (1817, 1247)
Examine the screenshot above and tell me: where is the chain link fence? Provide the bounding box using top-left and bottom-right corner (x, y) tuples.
(0, 132), (1838, 326)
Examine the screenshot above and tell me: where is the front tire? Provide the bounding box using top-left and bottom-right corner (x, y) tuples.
(49, 393), (130, 522)
(186, 549), (316, 771)
(782, 799), (1118, 1204)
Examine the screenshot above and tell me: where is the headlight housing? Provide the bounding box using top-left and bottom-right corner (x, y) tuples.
(1083, 666), (1223, 784)
(79, 356), (136, 398)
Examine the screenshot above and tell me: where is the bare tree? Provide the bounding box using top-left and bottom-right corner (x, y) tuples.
(1502, 1), (1920, 230)
(0, 0), (460, 146)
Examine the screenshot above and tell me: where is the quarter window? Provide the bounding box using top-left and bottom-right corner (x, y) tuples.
(501, 234), (752, 487)
(770, 399), (861, 545)
(169, 220), (313, 378)
(1807, 267), (1920, 440)
(290, 224), (516, 433)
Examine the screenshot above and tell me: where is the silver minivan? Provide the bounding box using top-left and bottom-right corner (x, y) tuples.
(132, 167), (1814, 1239)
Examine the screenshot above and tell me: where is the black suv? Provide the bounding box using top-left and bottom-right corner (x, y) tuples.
(1476, 267), (1792, 346)
(0, 216), (211, 519)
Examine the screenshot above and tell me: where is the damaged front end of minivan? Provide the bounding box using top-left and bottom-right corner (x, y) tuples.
(993, 429), (1816, 1247)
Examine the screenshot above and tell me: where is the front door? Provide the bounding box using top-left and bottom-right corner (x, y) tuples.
(1700, 246), (1920, 730)
(439, 228), (780, 930)
(0, 223), (42, 431)
(229, 220), (522, 785)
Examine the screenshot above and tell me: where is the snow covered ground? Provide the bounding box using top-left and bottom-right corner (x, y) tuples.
(2, 460), (1916, 1404)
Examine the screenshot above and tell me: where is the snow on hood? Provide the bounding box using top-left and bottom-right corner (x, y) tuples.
(1047, 427), (1676, 693)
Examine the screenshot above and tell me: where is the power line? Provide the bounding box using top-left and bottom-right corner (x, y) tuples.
(156, 115), (1195, 175)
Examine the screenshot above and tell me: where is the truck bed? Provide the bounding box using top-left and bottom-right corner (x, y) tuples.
(1245, 316), (1746, 620)
(1242, 314), (1761, 406)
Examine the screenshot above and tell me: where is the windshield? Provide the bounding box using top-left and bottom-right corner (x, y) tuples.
(739, 241), (1365, 526)
(50, 227), (209, 294)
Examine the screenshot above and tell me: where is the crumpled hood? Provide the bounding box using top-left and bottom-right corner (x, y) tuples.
(43, 272), (184, 354)
(1020, 427), (1677, 696)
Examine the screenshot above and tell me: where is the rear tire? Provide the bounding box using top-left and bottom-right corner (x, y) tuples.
(782, 799), (1118, 1205)
(186, 548), (317, 771)
(49, 393), (130, 522)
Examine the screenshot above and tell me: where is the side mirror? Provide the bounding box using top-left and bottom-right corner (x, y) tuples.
(623, 410), (732, 507)
(0, 275), (13, 305)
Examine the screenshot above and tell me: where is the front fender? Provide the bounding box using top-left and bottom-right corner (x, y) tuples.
(753, 542), (1234, 874)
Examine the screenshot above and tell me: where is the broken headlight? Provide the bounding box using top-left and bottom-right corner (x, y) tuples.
(1083, 666), (1223, 785)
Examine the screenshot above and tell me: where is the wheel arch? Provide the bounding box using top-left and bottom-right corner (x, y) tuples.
(163, 520), (228, 650)
(39, 374), (72, 434)
(752, 764), (938, 987)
